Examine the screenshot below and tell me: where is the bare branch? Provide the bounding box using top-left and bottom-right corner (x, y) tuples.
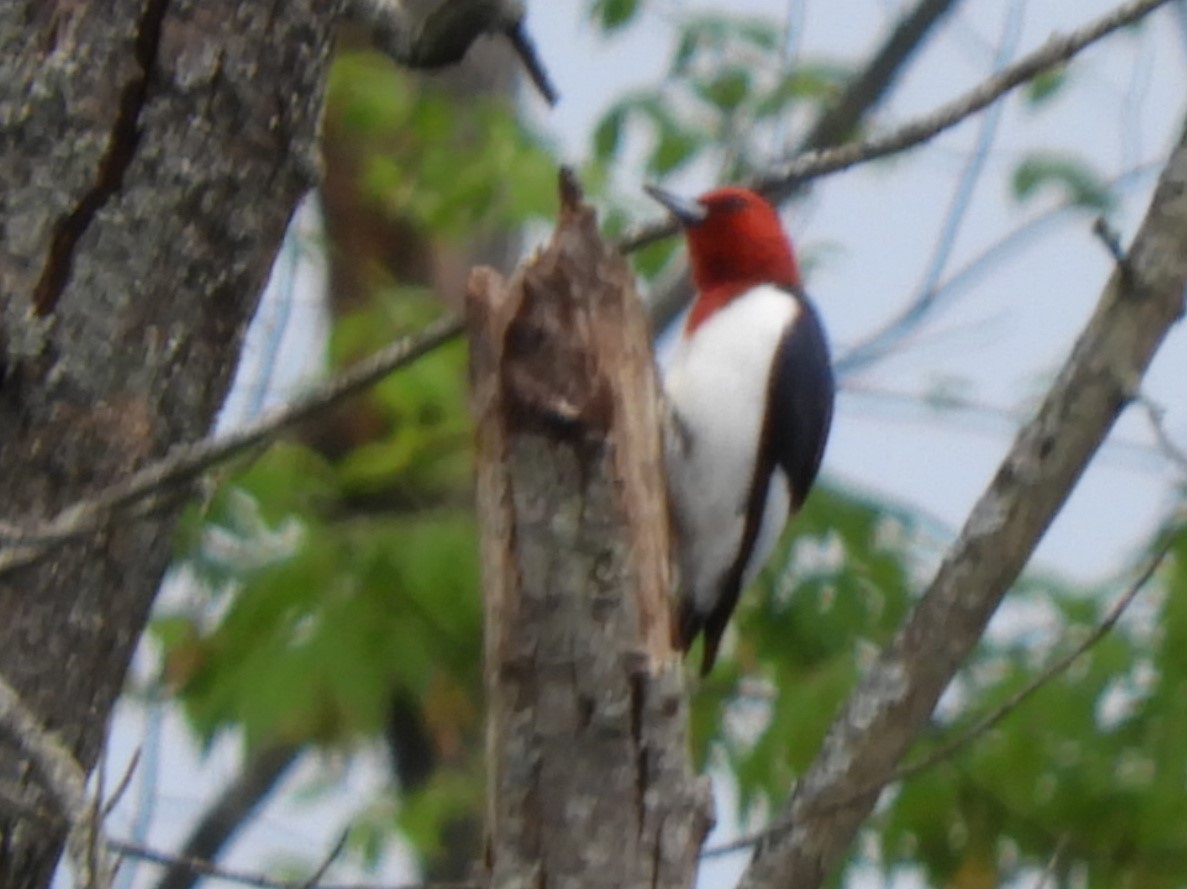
(101, 747), (141, 820)
(344, 0), (558, 105)
(1033, 835), (1070, 889)
(736, 109), (1187, 889)
(298, 830), (351, 889)
(831, 0), (1023, 371)
(1139, 396), (1187, 475)
(836, 162), (1162, 375)
(112, 837), (474, 889)
(1093, 215), (1129, 266)
(153, 743), (302, 889)
(0, 315), (462, 577)
(0, 675), (113, 889)
(704, 512), (1181, 863)
(796, 0), (960, 156)
(619, 0), (1176, 255)
(885, 521), (1178, 786)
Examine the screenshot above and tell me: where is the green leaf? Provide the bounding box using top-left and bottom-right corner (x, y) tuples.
(694, 67), (752, 113)
(593, 106), (626, 161)
(1011, 152), (1115, 212)
(590, 0), (641, 33)
(650, 125), (702, 175)
(1024, 65), (1069, 107)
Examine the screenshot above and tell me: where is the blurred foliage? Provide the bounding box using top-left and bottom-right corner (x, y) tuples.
(146, 5), (1187, 889)
(1024, 65), (1071, 107)
(329, 51), (557, 238)
(1011, 150), (1116, 213)
(689, 487), (1187, 886)
(875, 524), (1187, 888)
(589, 0), (642, 34)
(689, 483), (918, 811)
(592, 12), (849, 185)
(163, 292), (487, 854)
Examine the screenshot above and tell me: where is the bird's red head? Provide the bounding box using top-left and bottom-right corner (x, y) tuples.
(645, 185), (802, 332)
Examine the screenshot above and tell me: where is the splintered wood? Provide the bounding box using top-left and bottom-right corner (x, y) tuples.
(467, 170), (711, 889)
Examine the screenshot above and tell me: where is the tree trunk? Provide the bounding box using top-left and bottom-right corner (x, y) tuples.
(0, 2), (335, 885)
(467, 173), (713, 889)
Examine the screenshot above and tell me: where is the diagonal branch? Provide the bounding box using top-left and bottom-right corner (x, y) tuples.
(620, 0), (1176, 255)
(637, 0), (964, 328)
(736, 115), (1187, 889)
(795, 0), (961, 160)
(112, 837), (473, 889)
(0, 315), (462, 576)
(151, 743), (302, 889)
(0, 0), (1172, 595)
(702, 514), (1181, 862)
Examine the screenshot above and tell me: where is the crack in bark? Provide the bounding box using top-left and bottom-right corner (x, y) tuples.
(31, 0), (171, 316)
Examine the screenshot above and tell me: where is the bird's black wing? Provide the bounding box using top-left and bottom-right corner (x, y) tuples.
(767, 291), (835, 509)
(696, 289), (834, 675)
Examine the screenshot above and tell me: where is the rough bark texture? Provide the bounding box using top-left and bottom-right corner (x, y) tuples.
(738, 118), (1187, 889)
(0, 2), (337, 886)
(468, 175), (712, 889)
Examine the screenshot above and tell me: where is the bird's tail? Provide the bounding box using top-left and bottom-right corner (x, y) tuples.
(674, 598), (722, 676)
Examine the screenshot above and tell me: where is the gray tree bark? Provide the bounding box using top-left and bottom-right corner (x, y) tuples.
(0, 2), (336, 886)
(467, 174), (713, 889)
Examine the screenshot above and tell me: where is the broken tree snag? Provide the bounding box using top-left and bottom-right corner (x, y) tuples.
(467, 170), (713, 889)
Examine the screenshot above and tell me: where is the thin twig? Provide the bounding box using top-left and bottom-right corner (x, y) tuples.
(888, 527), (1176, 784)
(1033, 834), (1069, 889)
(109, 838), (474, 889)
(0, 2), (1173, 588)
(702, 523), (1179, 860)
(1092, 216), (1128, 265)
(102, 747), (141, 819)
(0, 674), (114, 889)
(835, 162), (1161, 375)
(0, 315), (463, 576)
(297, 829), (350, 889)
(1139, 396), (1187, 475)
(836, 0), (1023, 372)
(618, 0), (1176, 253)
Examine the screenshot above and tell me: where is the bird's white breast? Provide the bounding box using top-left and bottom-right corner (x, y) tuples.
(663, 284), (798, 614)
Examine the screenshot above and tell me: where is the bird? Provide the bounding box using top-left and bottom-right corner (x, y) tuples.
(645, 184), (835, 675)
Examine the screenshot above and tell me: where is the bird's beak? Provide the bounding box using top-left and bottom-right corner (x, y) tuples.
(644, 184), (708, 226)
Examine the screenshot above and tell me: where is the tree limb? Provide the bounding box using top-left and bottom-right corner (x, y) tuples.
(0, 315), (462, 576)
(151, 743), (302, 889)
(2, 0), (1170, 587)
(620, 0), (1177, 256)
(640, 0), (964, 328)
(702, 515), (1181, 861)
(736, 115), (1187, 889)
(793, 0), (961, 163)
(113, 837), (470, 889)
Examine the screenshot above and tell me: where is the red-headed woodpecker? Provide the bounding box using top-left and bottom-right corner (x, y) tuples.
(646, 185), (835, 675)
